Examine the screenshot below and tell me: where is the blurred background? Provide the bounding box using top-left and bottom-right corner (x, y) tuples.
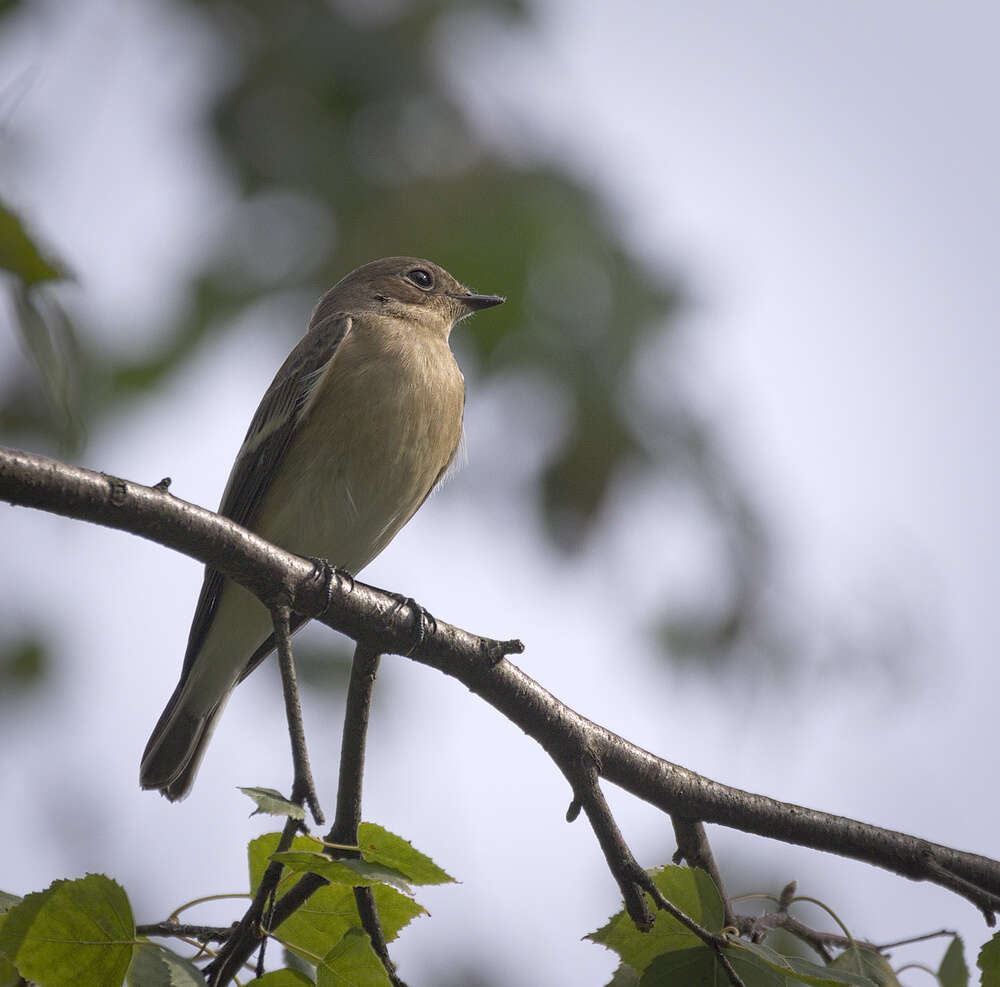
(1, 0), (998, 983)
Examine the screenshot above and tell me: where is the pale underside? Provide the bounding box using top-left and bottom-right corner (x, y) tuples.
(179, 317), (464, 716)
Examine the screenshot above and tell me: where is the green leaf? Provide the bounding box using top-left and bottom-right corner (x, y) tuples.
(938, 935), (968, 987)
(248, 834), (423, 965)
(127, 941), (205, 986)
(828, 946), (897, 985)
(587, 866), (725, 972)
(357, 822), (454, 886)
(0, 958), (19, 987)
(280, 882), (421, 967)
(0, 895), (19, 987)
(978, 933), (1000, 987)
(0, 892), (22, 915)
(250, 832), (307, 893)
(0, 874), (135, 987)
(606, 961), (641, 986)
(641, 945), (785, 986)
(0, 201), (63, 285)
(271, 852), (413, 895)
(0, 637), (48, 689)
(316, 928), (392, 987)
(734, 939), (877, 985)
(245, 970), (316, 985)
(240, 786), (307, 820)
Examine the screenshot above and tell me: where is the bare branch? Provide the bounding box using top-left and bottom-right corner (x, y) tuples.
(330, 643), (380, 846)
(739, 909), (958, 961)
(563, 754), (655, 931)
(205, 643), (402, 986)
(672, 818), (734, 927)
(272, 604), (324, 825)
(3, 446), (1000, 935)
(200, 812), (298, 983)
(136, 922), (236, 943)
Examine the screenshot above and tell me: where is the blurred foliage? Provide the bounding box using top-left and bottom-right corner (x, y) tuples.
(0, 200), (82, 450)
(0, 0), (786, 670)
(0, 635), (47, 694)
(0, 199), (61, 285)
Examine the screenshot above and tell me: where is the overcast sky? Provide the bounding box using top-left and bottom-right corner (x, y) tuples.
(2, 2), (999, 985)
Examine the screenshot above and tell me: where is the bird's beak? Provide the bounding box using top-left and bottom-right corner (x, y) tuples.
(449, 291), (505, 312)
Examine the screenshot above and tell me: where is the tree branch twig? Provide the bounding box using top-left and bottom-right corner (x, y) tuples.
(672, 817), (734, 927)
(4, 445), (1000, 970)
(272, 604), (324, 825)
(136, 922), (236, 943)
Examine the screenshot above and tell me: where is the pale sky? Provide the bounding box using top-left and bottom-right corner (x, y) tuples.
(2, 2), (998, 985)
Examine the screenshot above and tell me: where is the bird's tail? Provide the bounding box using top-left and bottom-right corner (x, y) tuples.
(139, 681), (230, 801)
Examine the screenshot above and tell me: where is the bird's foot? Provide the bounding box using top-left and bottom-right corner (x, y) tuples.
(307, 557), (355, 613)
(388, 593), (438, 653)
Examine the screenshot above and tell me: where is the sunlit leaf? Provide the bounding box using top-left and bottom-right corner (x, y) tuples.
(938, 935), (968, 987)
(127, 941), (205, 986)
(270, 852), (413, 895)
(315, 928), (392, 987)
(245, 969), (315, 985)
(587, 866), (725, 972)
(0, 874), (134, 987)
(356, 822), (454, 886)
(240, 786), (307, 820)
(248, 833), (423, 965)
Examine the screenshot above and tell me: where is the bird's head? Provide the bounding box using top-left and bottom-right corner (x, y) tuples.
(314, 256), (504, 338)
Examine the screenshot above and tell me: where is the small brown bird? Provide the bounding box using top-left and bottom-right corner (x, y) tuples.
(140, 257), (504, 800)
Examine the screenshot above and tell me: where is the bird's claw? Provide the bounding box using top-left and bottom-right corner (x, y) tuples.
(306, 558), (355, 613)
(388, 593), (437, 652)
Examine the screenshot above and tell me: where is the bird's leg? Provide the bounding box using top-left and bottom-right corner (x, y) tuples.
(271, 604), (324, 826)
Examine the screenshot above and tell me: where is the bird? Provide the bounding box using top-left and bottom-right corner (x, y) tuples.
(140, 256), (504, 800)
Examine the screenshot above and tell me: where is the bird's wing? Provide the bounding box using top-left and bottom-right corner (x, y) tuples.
(179, 313), (352, 680)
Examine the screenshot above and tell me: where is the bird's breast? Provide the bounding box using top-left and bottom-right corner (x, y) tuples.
(255, 326), (464, 573)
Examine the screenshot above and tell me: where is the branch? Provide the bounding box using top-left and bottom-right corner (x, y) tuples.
(272, 604), (324, 825)
(563, 762), (743, 986)
(563, 755), (655, 931)
(136, 922), (236, 943)
(4, 446), (1000, 925)
(206, 643), (405, 986)
(204, 813), (302, 983)
(672, 818), (735, 927)
(739, 909), (958, 961)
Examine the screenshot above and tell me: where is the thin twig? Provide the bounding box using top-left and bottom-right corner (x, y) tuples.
(739, 910), (957, 963)
(355, 886), (406, 987)
(204, 813), (301, 984)
(740, 911), (857, 959)
(4, 448), (1000, 935)
(272, 603), (324, 825)
(671, 817), (734, 927)
(924, 855), (1000, 924)
(876, 929), (957, 950)
(560, 757), (745, 984)
(321, 643), (407, 986)
(329, 643), (379, 845)
(562, 754), (654, 931)
(208, 644), (407, 987)
(136, 922), (236, 943)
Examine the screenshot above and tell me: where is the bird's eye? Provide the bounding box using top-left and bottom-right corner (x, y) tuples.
(406, 268), (434, 290)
